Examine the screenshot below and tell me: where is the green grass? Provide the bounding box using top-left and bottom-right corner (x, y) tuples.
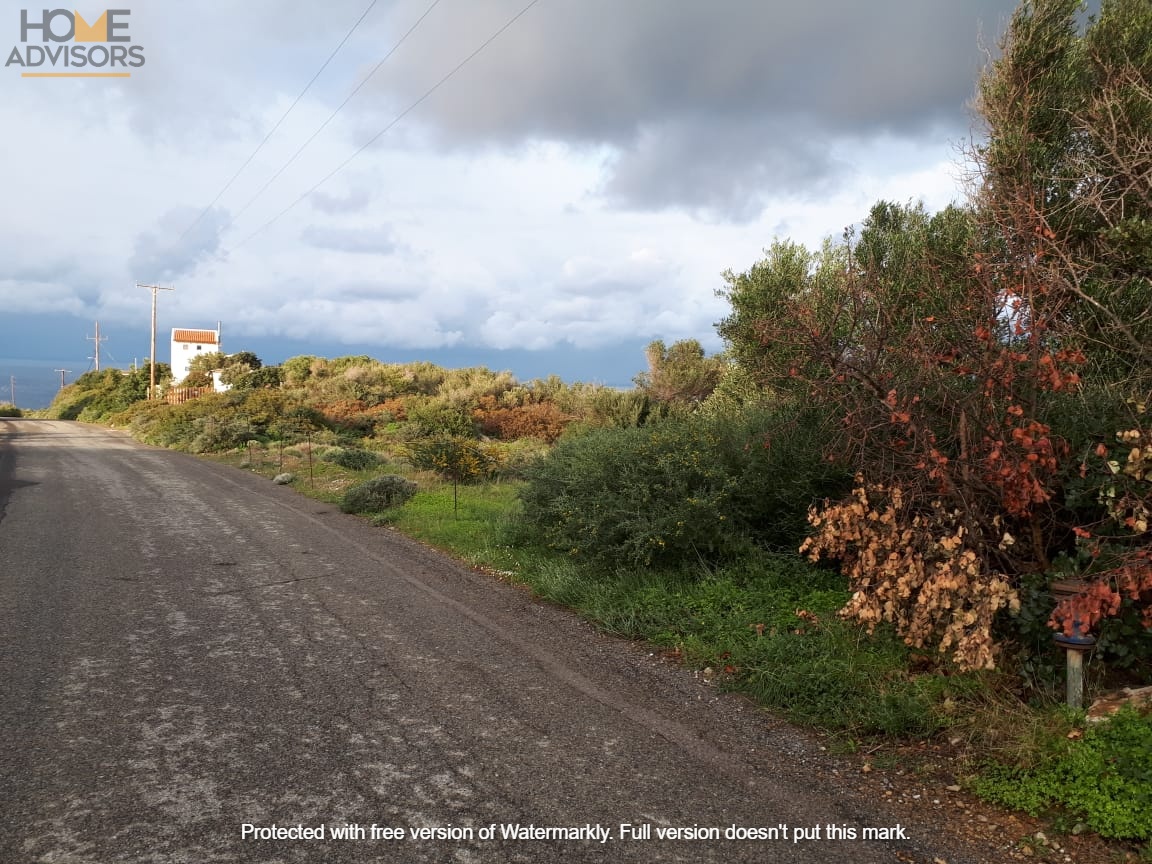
(342, 474), (977, 738)
(513, 552), (977, 736)
(384, 482), (525, 567)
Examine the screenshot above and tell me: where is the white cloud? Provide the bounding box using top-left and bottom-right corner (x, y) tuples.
(0, 0), (1014, 369)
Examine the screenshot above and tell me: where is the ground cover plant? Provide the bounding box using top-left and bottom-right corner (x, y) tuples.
(973, 706), (1152, 841)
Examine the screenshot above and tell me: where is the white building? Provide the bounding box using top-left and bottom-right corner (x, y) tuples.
(170, 327), (221, 384)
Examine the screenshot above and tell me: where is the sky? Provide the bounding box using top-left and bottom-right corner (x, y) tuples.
(0, 0), (1024, 396)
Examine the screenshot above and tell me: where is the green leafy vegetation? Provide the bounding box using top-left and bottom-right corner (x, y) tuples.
(404, 436), (499, 482)
(340, 475), (418, 514)
(519, 407), (848, 567)
(542, 553), (965, 737)
(44, 367), (166, 422)
(973, 707), (1152, 840)
(335, 466), (965, 737)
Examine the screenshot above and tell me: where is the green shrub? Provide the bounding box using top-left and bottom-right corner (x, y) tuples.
(340, 475), (418, 513)
(231, 366), (282, 390)
(406, 399), (475, 437)
(405, 436), (498, 482)
(324, 447), (381, 470)
(973, 706), (1152, 840)
(520, 407), (848, 567)
(487, 438), (550, 480)
(0, 403), (21, 417)
(118, 390), (322, 452)
(577, 387), (657, 428)
(190, 416), (253, 453)
(45, 368), (157, 422)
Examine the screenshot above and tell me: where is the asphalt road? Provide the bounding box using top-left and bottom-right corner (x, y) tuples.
(0, 419), (994, 863)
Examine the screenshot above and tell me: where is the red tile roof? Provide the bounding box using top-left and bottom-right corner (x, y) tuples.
(172, 329), (219, 344)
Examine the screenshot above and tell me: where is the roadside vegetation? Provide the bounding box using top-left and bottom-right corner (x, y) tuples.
(40, 0), (1151, 852)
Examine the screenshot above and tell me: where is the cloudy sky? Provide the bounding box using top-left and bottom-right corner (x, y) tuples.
(0, 0), (1022, 393)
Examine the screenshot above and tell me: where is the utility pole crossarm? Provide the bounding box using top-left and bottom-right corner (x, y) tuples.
(86, 321), (107, 371)
(138, 282), (175, 400)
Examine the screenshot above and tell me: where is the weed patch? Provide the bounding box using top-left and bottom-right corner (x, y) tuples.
(972, 706), (1152, 840)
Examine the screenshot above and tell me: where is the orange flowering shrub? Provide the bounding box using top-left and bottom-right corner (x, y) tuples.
(473, 397), (575, 442)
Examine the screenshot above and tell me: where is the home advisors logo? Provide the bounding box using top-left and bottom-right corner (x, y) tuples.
(6, 9), (145, 77)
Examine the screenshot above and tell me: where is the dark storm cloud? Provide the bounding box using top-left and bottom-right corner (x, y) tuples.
(369, 0), (1018, 218)
(100, 0), (388, 143)
(602, 115), (845, 222)
(130, 206), (228, 281)
(0, 258), (79, 287)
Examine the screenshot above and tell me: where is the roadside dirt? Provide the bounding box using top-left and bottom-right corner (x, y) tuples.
(833, 741), (1137, 864)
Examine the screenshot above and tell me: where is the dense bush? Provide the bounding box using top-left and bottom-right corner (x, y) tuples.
(118, 390), (322, 452)
(48, 367), (161, 422)
(312, 399), (394, 436)
(406, 398), (475, 437)
(232, 366), (282, 390)
(486, 438), (550, 480)
(340, 475), (417, 513)
(520, 407), (849, 567)
(0, 403), (21, 417)
(405, 436), (499, 483)
(716, 0), (1152, 669)
(473, 397), (574, 442)
(189, 416), (253, 453)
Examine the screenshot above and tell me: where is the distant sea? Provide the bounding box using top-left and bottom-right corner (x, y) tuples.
(0, 358), (102, 411)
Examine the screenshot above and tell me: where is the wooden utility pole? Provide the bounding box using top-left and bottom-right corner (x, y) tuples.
(86, 321), (106, 371)
(138, 283), (174, 399)
(55, 369), (71, 390)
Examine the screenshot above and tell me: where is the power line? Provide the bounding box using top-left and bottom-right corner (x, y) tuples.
(176, 0), (382, 245)
(225, 0), (446, 229)
(228, 0), (543, 253)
